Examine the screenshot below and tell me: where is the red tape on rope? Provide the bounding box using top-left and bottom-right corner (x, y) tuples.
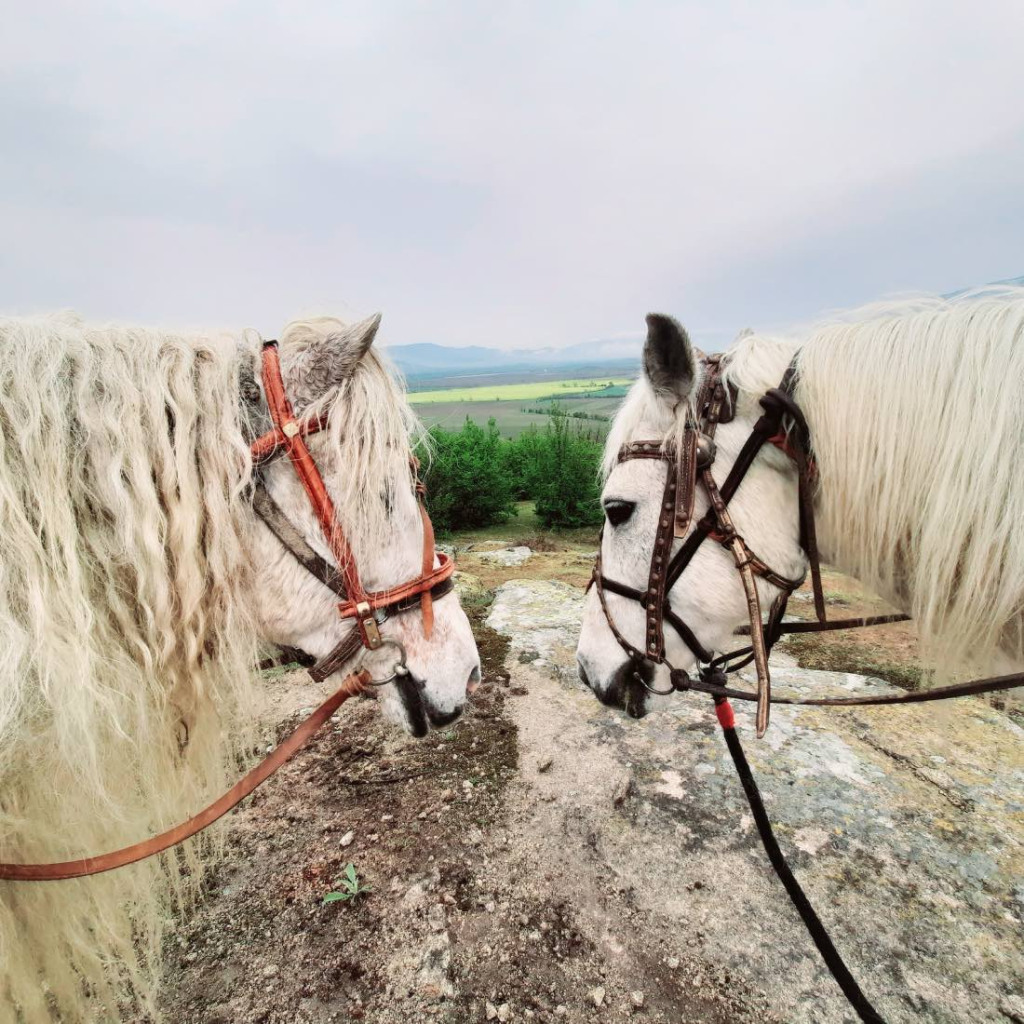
(715, 698), (736, 730)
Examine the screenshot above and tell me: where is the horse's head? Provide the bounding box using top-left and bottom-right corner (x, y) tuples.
(245, 315), (480, 737)
(576, 314), (806, 718)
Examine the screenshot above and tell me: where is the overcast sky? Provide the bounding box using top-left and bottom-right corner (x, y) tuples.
(2, 2), (1022, 351)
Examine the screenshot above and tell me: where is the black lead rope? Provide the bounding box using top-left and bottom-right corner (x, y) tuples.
(714, 697), (887, 1023)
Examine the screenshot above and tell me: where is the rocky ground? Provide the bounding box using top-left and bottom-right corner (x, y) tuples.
(153, 527), (1024, 1024)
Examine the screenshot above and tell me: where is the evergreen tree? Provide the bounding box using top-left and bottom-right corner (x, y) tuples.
(502, 425), (548, 501)
(533, 408), (604, 529)
(418, 417), (517, 532)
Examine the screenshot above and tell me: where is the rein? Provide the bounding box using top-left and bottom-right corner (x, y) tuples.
(593, 352), (1023, 1024)
(0, 342), (453, 882)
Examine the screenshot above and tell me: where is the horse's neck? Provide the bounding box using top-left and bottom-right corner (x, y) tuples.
(763, 297), (1024, 670)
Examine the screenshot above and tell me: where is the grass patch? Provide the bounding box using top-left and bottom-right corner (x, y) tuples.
(784, 634), (931, 691)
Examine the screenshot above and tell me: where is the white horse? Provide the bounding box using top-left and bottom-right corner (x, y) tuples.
(0, 312), (479, 1021)
(577, 289), (1024, 714)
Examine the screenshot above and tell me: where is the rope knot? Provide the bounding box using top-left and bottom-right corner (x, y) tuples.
(670, 668), (692, 692)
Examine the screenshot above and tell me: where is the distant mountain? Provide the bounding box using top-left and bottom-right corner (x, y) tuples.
(383, 337), (641, 379)
(386, 276), (1024, 379)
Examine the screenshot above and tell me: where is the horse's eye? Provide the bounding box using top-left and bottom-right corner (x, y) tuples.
(603, 499), (636, 528)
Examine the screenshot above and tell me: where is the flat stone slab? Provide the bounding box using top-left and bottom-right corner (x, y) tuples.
(485, 578), (584, 661)
(490, 579), (1024, 1023)
(477, 546), (533, 567)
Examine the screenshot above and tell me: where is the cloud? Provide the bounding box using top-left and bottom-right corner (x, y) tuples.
(1, 0), (1022, 348)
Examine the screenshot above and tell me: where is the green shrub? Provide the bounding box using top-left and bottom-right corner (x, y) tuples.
(419, 418), (517, 532)
(533, 409), (604, 530)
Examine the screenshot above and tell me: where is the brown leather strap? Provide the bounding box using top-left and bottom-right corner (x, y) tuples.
(250, 411), (329, 464)
(335, 555), (455, 620)
(794, 445), (826, 622)
(252, 482), (347, 597)
(673, 429), (699, 538)
(697, 464), (772, 734)
(735, 613), (912, 637)
(688, 670), (1024, 708)
(260, 347), (365, 594)
(307, 628), (366, 685)
(417, 495), (436, 639)
(0, 670), (371, 881)
(644, 461), (679, 658)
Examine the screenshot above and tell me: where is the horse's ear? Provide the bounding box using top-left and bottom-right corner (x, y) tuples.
(323, 313), (382, 379)
(643, 313), (695, 405)
(280, 313), (382, 410)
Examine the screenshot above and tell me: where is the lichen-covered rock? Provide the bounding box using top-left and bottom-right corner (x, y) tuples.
(453, 570), (491, 606)
(477, 546), (533, 567)
(490, 578), (1024, 1023)
(485, 579), (585, 664)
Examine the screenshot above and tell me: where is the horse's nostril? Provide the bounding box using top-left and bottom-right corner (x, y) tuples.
(466, 665), (481, 695)
(577, 661), (591, 689)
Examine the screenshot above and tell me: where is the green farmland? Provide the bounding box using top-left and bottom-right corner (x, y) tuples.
(407, 378), (632, 404)
(413, 393), (629, 440)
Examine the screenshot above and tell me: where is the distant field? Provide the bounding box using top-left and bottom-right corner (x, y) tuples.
(415, 392), (628, 439)
(417, 402), (542, 438)
(408, 378), (632, 403)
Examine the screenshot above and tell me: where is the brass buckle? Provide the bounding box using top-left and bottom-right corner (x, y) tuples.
(355, 600), (382, 649)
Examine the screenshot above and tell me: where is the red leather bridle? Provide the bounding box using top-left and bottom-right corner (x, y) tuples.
(250, 341), (455, 681)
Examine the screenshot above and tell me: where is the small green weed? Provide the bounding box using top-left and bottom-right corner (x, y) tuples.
(323, 863), (373, 905)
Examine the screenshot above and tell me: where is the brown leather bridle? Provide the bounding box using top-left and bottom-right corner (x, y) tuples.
(0, 340), (454, 881)
(592, 354), (1024, 738)
(593, 355), (839, 737)
(250, 341), (455, 682)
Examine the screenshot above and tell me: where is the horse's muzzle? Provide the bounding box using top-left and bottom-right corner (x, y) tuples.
(578, 659), (651, 719)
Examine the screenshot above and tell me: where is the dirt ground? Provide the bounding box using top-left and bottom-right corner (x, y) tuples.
(152, 520), (1021, 1023)
(157, 603), (766, 1024)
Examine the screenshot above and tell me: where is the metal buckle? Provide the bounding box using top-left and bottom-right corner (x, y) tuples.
(355, 600), (383, 649)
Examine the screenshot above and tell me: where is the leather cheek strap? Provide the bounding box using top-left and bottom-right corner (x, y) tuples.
(417, 482), (436, 638)
(260, 343), (380, 648)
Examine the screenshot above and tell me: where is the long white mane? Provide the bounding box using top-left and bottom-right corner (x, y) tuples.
(717, 288), (1024, 674)
(792, 289), (1024, 672)
(0, 313), (416, 1021)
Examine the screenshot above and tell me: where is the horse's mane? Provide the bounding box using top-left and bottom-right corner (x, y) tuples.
(0, 312), (416, 1020)
(724, 287), (1024, 673)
